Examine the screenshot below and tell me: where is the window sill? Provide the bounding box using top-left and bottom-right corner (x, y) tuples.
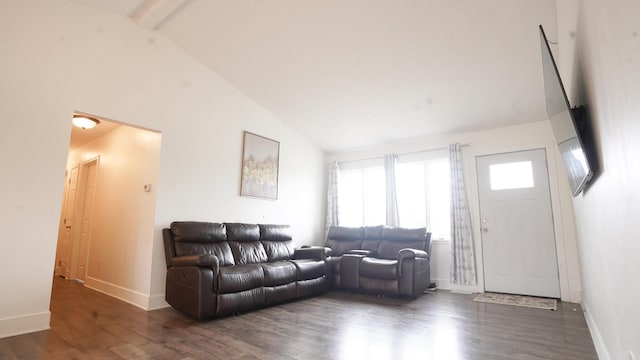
(431, 238), (450, 245)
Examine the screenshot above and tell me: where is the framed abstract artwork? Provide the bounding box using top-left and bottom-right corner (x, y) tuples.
(240, 131), (280, 200)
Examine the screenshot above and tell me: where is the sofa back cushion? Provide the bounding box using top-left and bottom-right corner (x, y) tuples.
(326, 226), (364, 256)
(259, 224), (294, 261)
(376, 227), (429, 259)
(361, 225), (384, 252)
(226, 223), (268, 264)
(170, 222), (235, 266)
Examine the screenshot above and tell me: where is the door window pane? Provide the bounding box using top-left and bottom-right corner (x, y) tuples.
(489, 161), (534, 190)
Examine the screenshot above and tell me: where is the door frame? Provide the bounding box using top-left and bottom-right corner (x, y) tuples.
(463, 141), (580, 302)
(54, 166), (79, 279)
(476, 148), (560, 297)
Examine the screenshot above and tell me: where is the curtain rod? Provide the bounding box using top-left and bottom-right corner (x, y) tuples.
(336, 143), (471, 165)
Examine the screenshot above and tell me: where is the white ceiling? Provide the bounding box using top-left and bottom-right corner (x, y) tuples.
(69, 0), (559, 152)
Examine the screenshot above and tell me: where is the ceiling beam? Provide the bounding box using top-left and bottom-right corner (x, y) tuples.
(131, 0), (189, 30)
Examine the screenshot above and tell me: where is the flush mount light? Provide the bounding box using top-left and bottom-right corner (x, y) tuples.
(72, 115), (100, 129)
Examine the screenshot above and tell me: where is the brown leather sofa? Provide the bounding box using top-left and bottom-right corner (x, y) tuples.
(162, 222), (327, 320)
(316, 225), (432, 297)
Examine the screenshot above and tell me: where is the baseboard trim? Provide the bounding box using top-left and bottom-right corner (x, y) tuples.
(0, 311), (50, 339)
(431, 277), (481, 294)
(147, 294), (170, 310)
(432, 277), (451, 290)
(85, 277), (152, 311)
(569, 289), (582, 304)
(582, 300), (611, 360)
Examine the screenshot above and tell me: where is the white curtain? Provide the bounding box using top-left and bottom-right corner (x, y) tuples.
(449, 143), (477, 285)
(325, 161), (340, 238)
(384, 154), (399, 227)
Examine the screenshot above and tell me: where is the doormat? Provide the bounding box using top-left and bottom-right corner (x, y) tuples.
(473, 292), (557, 310)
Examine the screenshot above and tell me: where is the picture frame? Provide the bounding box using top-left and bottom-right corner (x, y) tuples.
(240, 131), (280, 200)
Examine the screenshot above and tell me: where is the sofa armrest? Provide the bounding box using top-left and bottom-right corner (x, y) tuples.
(346, 249), (377, 257)
(397, 249), (429, 277)
(397, 248), (429, 261)
(170, 254), (220, 272)
(294, 246), (332, 260)
(166, 266), (217, 319)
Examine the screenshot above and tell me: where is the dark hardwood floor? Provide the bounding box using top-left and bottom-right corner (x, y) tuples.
(0, 277), (598, 359)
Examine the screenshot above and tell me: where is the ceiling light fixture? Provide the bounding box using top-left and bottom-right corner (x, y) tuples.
(72, 115), (100, 129)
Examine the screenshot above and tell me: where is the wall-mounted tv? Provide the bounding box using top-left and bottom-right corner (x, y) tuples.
(539, 25), (593, 197)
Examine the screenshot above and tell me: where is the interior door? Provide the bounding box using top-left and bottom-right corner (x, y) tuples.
(477, 149), (560, 298)
(72, 159), (98, 282)
(54, 167), (79, 278)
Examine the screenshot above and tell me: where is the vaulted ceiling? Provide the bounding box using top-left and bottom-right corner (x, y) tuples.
(69, 0), (559, 152)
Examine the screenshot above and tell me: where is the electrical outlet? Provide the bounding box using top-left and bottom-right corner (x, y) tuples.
(629, 350), (636, 360)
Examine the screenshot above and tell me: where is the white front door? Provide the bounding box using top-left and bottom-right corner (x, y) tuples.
(476, 149), (560, 298)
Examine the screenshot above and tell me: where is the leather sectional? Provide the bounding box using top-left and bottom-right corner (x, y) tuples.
(310, 225), (432, 297)
(163, 222), (431, 320)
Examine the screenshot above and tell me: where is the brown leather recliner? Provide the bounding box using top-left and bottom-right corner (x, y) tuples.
(163, 222), (327, 320)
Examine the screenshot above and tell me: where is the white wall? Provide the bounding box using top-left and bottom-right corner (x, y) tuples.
(328, 121), (583, 301)
(0, 0), (325, 338)
(556, 1), (640, 359)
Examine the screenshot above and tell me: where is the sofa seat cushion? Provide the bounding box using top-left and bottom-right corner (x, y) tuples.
(260, 261), (297, 286)
(218, 264), (264, 293)
(216, 288), (265, 316)
(290, 259), (325, 281)
(359, 258), (398, 280)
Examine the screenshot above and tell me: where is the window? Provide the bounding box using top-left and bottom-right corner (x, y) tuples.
(397, 156), (450, 240)
(336, 151), (451, 240)
(489, 161), (534, 190)
(338, 163), (385, 227)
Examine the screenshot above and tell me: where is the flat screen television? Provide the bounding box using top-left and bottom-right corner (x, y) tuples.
(539, 25), (593, 197)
